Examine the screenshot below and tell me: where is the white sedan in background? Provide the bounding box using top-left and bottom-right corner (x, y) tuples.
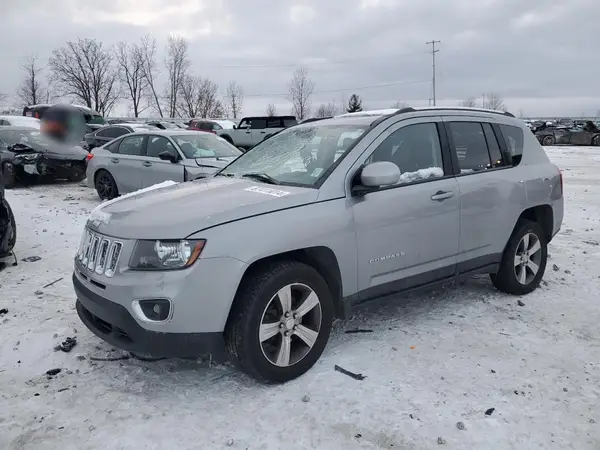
(0, 115), (41, 129)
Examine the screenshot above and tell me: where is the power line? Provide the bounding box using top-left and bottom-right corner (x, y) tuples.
(203, 50), (430, 69)
(244, 78), (430, 98)
(426, 40), (441, 106)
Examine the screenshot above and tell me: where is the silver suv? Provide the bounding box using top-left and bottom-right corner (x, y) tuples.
(73, 107), (564, 383)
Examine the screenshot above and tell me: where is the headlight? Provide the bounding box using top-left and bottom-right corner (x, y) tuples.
(129, 239), (206, 270)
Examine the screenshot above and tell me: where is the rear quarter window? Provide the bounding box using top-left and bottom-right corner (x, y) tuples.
(499, 124), (524, 165)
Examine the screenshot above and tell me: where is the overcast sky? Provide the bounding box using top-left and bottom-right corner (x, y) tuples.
(1, 0), (599, 118)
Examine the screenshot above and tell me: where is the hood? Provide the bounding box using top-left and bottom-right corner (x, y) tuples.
(88, 177), (318, 239)
(193, 156), (237, 169)
(10, 141), (88, 160)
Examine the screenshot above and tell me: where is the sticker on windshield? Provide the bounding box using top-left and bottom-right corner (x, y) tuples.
(244, 186), (290, 197)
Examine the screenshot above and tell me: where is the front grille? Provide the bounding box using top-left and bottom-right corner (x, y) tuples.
(77, 229), (122, 278)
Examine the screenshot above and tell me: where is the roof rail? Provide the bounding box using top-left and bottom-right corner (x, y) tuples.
(370, 106), (515, 127)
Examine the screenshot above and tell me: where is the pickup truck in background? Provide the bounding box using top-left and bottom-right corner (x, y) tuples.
(216, 116), (297, 149)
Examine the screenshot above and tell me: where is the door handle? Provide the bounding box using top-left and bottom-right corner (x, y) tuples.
(245, 131), (251, 134)
(260, 131), (266, 134)
(431, 190), (454, 201)
(141, 161), (152, 167)
(110, 158), (119, 164)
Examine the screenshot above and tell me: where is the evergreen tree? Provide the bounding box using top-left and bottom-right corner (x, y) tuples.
(346, 94), (363, 113)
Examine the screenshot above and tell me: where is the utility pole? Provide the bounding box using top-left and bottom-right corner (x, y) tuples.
(426, 40), (441, 106)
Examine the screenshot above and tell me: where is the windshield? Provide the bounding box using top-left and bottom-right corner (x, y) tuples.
(219, 124), (366, 187)
(172, 134), (242, 159)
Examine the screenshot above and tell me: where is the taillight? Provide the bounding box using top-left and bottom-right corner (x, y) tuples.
(86, 153), (94, 161)
(556, 165), (563, 196)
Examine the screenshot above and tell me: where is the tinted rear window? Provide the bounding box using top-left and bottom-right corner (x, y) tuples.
(499, 124), (524, 159)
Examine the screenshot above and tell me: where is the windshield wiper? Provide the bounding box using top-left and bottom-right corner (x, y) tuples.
(215, 172), (235, 177)
(241, 172), (280, 185)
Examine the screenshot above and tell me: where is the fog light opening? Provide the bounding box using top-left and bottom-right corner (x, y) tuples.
(133, 299), (171, 322)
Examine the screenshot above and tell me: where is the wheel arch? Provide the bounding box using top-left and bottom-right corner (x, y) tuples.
(515, 204), (554, 242)
(228, 246), (346, 323)
(220, 134), (234, 144)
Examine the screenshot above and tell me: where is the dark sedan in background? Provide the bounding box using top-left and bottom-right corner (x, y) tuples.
(83, 123), (154, 150)
(0, 127), (88, 188)
(535, 124), (600, 146)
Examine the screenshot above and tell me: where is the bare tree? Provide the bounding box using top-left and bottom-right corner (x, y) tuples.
(315, 102), (337, 118)
(178, 75), (223, 118)
(139, 35), (163, 117)
(17, 55), (47, 107)
(164, 35), (190, 118)
(288, 67), (315, 120)
(266, 103), (277, 116)
(115, 42), (149, 117)
(391, 101), (410, 109)
(483, 92), (507, 111)
(459, 97), (477, 107)
(0, 93), (7, 105)
(224, 81), (243, 119)
(48, 38), (119, 115)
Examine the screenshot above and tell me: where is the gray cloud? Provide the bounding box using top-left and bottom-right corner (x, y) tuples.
(1, 0), (599, 117)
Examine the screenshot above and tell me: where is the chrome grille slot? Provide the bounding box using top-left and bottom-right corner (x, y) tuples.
(81, 231), (94, 265)
(77, 229), (123, 278)
(105, 242), (123, 278)
(87, 235), (100, 270)
(94, 239), (110, 275)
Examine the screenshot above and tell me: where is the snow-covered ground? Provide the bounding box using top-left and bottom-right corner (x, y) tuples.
(1, 146), (599, 450)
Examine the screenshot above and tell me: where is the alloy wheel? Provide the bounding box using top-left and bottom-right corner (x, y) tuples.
(513, 232), (543, 285)
(259, 283), (322, 367)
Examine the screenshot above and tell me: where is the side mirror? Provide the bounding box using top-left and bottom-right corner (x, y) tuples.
(352, 161), (401, 195)
(158, 151), (179, 163)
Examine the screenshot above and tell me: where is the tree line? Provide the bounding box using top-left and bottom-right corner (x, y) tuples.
(9, 34), (509, 120)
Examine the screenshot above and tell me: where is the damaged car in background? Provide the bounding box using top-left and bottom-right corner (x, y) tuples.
(0, 127), (88, 188)
(535, 121), (600, 146)
(0, 169), (17, 269)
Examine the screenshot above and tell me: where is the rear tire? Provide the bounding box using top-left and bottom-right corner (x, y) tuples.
(225, 261), (334, 384)
(0, 198), (16, 253)
(1, 163), (16, 189)
(592, 135), (600, 146)
(491, 220), (548, 295)
(542, 135), (555, 146)
(94, 170), (118, 200)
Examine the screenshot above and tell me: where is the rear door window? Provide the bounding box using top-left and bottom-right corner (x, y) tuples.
(118, 135), (145, 156)
(481, 123), (505, 168)
(250, 118), (267, 129)
(447, 122), (492, 173)
(266, 118), (282, 128)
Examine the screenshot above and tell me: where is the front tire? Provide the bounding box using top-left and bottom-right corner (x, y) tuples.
(94, 170), (118, 200)
(2, 163), (17, 189)
(225, 261), (334, 384)
(592, 135), (600, 146)
(491, 220), (548, 295)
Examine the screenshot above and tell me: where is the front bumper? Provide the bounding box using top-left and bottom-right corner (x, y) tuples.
(37, 156), (86, 178)
(74, 273), (226, 359)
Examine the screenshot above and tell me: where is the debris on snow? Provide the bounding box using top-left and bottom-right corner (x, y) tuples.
(46, 368), (61, 377)
(485, 408), (495, 416)
(225, 438), (234, 447)
(583, 240), (599, 246)
(301, 395), (310, 403)
(456, 421), (466, 430)
(0, 308), (7, 315)
(43, 277), (64, 288)
(21, 256), (42, 262)
(517, 300), (525, 307)
(553, 264), (560, 271)
(58, 337), (77, 353)
(344, 329), (374, 334)
(334, 365), (366, 380)
(437, 437), (447, 445)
